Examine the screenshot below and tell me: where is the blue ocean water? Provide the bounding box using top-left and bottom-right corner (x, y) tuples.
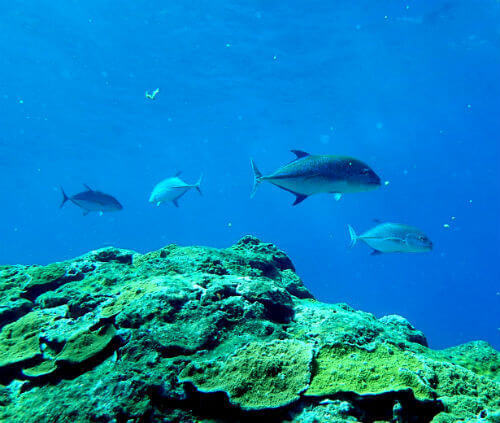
(0, 0), (498, 350)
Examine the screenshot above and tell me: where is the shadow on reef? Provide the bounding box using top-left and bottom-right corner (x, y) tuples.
(150, 383), (444, 423)
(0, 236), (498, 423)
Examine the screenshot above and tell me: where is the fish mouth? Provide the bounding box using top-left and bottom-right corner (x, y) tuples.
(371, 173), (382, 186)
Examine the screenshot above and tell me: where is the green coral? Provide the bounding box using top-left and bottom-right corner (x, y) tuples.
(179, 339), (314, 410)
(0, 238), (498, 423)
(306, 343), (435, 400)
(56, 325), (117, 365)
(0, 311), (53, 369)
(433, 341), (500, 380)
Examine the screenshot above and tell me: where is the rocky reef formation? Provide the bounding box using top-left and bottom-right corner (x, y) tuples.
(0, 236), (498, 423)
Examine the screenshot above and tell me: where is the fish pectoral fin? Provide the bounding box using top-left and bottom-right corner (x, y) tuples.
(83, 184), (93, 191)
(370, 249), (383, 256)
(173, 199), (179, 208)
(333, 193), (342, 201)
(156, 201), (162, 207)
(292, 194), (308, 206)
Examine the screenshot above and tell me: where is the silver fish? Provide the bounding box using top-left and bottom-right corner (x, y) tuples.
(348, 222), (433, 254)
(149, 172), (202, 207)
(60, 185), (123, 216)
(251, 150), (380, 205)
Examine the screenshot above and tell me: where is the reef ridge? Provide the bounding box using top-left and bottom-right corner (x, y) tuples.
(0, 236), (498, 422)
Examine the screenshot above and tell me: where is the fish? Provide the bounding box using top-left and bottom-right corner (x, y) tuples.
(251, 150), (381, 205)
(149, 172), (203, 207)
(60, 185), (123, 216)
(347, 222), (433, 255)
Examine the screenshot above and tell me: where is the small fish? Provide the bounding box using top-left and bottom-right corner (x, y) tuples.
(60, 185), (123, 216)
(251, 150), (381, 205)
(348, 222), (433, 255)
(149, 172), (203, 207)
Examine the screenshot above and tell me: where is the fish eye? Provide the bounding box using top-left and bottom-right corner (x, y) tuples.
(361, 168), (371, 174)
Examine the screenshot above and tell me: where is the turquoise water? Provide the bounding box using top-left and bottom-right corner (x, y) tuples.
(0, 0), (498, 349)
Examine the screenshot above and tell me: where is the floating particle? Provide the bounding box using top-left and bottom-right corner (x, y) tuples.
(228, 222), (232, 227)
(467, 104), (472, 109)
(355, 24), (361, 30)
(403, 169), (408, 175)
(273, 55), (277, 60)
(19, 99), (24, 104)
(384, 15), (388, 19)
(468, 199), (473, 204)
(225, 43), (231, 48)
(451, 216), (456, 220)
(376, 122), (383, 129)
(443, 224), (450, 228)
(384, 180), (390, 186)
(145, 88), (160, 100)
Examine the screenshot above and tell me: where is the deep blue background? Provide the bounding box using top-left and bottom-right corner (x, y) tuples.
(1, 0), (499, 349)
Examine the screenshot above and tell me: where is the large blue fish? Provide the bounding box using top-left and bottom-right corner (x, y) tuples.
(251, 150), (381, 205)
(348, 222), (433, 255)
(60, 185), (123, 215)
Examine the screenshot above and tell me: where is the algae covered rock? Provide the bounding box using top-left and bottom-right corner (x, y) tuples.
(180, 339), (314, 410)
(306, 343), (435, 400)
(0, 236), (498, 423)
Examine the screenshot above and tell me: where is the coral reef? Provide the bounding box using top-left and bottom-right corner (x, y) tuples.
(0, 236), (498, 422)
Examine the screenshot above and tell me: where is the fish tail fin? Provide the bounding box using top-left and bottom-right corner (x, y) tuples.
(347, 224), (358, 247)
(60, 187), (69, 208)
(250, 159), (263, 198)
(195, 174), (203, 195)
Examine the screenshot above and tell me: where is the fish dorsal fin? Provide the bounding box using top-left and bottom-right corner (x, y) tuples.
(290, 150), (310, 160)
(175, 171), (182, 177)
(83, 184), (93, 191)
